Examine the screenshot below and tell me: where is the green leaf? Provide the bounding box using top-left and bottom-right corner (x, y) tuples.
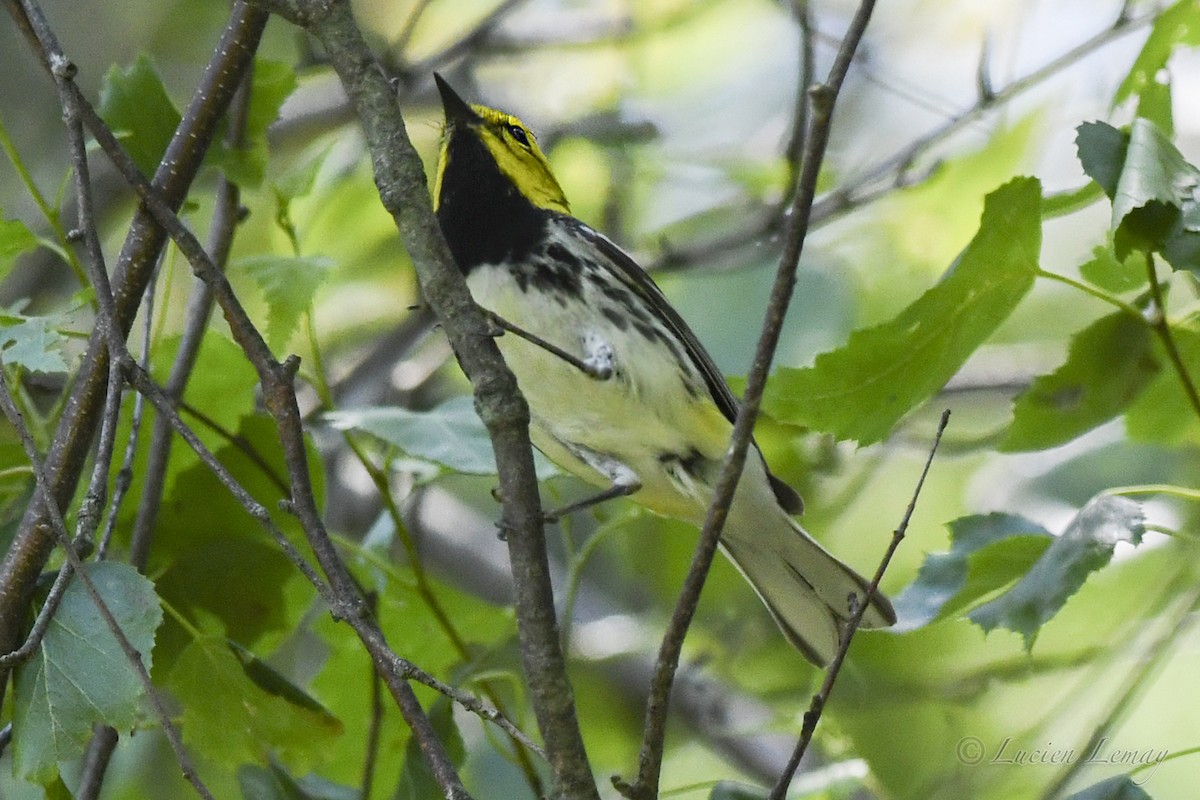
(1064, 775), (1154, 800)
(1114, 0), (1200, 107)
(210, 59), (298, 188)
(1077, 121), (1130, 200)
(151, 414), (321, 670)
(1111, 118), (1200, 259)
(0, 214), (39, 280)
(168, 635), (343, 770)
(762, 177), (1041, 444)
(709, 781), (769, 799)
(891, 514), (1053, 631)
(1079, 244), (1147, 293)
(1125, 326), (1200, 444)
(1001, 312), (1160, 451)
(12, 563), (162, 784)
(0, 316), (68, 373)
(239, 763), (359, 800)
(327, 395), (558, 478)
(98, 54), (181, 177)
(969, 495), (1144, 649)
(396, 699), (464, 800)
(237, 255), (334, 350)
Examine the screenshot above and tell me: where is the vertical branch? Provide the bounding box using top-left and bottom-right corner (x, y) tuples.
(623, 3), (879, 798)
(129, 68), (255, 569)
(249, 1), (599, 797)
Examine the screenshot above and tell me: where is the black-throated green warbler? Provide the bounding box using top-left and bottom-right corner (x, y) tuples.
(432, 74), (894, 665)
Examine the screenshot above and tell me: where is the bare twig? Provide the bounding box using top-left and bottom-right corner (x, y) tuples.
(97, 272), (158, 559)
(129, 69), (255, 569)
(620, 4), (879, 799)
(249, 0), (597, 796)
(651, 7), (1157, 275)
(0, 0), (269, 706)
(769, 409), (949, 799)
(0, 363), (215, 800)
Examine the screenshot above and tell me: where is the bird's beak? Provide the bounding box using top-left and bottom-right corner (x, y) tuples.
(433, 73), (479, 127)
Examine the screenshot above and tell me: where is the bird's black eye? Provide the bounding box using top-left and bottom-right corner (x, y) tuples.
(506, 124), (531, 147)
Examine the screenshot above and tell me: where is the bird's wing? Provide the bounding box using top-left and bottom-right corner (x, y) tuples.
(568, 218), (804, 515)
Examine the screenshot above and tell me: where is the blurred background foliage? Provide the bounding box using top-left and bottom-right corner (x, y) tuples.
(1, 0), (1199, 798)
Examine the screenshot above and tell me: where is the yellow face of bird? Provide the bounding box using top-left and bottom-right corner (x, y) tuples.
(434, 102), (571, 216)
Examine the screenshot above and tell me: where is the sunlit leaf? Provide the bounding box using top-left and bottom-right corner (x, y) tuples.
(238, 255), (334, 350)
(1114, 0), (1200, 107)
(1079, 119), (1200, 270)
(98, 54), (181, 177)
(1001, 312), (1159, 451)
(12, 563), (162, 784)
(762, 177), (1040, 444)
(1076, 121), (1129, 200)
(1125, 326), (1200, 444)
(969, 496), (1144, 649)
(210, 59), (298, 188)
(1078, 244), (1147, 293)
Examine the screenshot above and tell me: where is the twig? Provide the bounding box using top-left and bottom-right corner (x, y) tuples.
(97, 271), (157, 559)
(0, 559), (75, 666)
(621, 4), (879, 799)
(1145, 253), (1200, 420)
(0, 0), (269, 707)
(250, 0), (597, 796)
(0, 361), (216, 800)
(769, 409), (949, 799)
(343, 435), (547, 792)
(129, 67), (254, 569)
(651, 6), (1157, 275)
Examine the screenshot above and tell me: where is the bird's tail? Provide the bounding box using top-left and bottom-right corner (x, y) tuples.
(721, 507), (895, 666)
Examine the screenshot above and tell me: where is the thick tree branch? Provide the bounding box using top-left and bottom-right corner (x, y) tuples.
(249, 1), (599, 797)
(0, 0), (268, 705)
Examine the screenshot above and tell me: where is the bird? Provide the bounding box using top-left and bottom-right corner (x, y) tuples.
(431, 74), (895, 665)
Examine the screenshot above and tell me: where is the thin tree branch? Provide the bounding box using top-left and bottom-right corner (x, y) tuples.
(129, 69), (255, 569)
(249, 1), (599, 796)
(97, 271), (157, 560)
(0, 364), (215, 800)
(0, 0), (269, 707)
(652, 6), (1157, 275)
(769, 409), (949, 799)
(621, 4), (879, 799)
(35, 11), (490, 792)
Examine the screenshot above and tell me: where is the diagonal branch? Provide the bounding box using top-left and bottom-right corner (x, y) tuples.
(622, 3), (879, 798)
(248, 0), (600, 796)
(768, 409), (949, 799)
(0, 0), (269, 706)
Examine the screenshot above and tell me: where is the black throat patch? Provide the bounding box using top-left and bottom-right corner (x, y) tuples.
(437, 128), (549, 273)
